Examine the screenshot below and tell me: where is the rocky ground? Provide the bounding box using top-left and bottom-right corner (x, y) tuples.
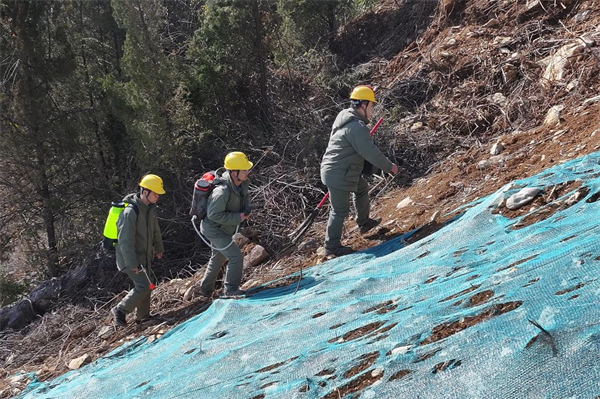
(2, 0), (600, 396)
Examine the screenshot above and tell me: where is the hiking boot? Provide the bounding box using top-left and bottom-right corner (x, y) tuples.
(359, 217), (381, 234)
(111, 306), (127, 326)
(324, 245), (355, 257)
(222, 288), (246, 297)
(198, 289), (213, 298)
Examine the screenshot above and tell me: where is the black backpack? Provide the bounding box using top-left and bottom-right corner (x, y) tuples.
(189, 169), (225, 220)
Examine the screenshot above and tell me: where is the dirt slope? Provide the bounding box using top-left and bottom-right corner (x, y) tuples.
(2, 0), (600, 396)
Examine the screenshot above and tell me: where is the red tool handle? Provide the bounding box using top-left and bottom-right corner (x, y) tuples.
(317, 117), (383, 209)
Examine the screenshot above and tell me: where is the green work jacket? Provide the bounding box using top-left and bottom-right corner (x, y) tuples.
(115, 193), (164, 271)
(320, 108), (393, 192)
(201, 171), (250, 238)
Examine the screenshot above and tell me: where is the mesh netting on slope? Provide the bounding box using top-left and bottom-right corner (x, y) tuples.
(20, 153), (600, 399)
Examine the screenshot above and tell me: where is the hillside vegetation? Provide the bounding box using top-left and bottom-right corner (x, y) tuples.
(1, 0), (600, 396)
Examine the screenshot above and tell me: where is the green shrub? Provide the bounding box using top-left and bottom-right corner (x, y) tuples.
(0, 274), (27, 306)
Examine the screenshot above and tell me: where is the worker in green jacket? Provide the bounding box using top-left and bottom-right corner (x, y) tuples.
(111, 174), (165, 326)
(320, 85), (398, 256)
(199, 152), (252, 298)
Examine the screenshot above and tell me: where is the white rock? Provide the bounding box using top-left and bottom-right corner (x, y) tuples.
(396, 197), (414, 209)
(506, 187), (541, 210)
(490, 143), (504, 155)
(371, 368), (384, 377)
(540, 43), (582, 87)
(411, 122), (424, 131)
(68, 354), (92, 370)
(391, 345), (413, 355)
(543, 105), (564, 126)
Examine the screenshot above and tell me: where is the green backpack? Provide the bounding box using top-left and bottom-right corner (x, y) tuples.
(102, 201), (139, 250)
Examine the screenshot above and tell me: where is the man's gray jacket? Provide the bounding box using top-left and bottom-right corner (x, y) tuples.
(320, 108), (393, 191)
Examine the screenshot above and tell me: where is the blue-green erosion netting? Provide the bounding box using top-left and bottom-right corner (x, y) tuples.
(20, 153), (600, 399)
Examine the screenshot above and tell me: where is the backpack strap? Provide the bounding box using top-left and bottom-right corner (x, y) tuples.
(126, 202), (139, 216)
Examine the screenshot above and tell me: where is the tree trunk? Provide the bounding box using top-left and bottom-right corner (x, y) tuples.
(251, 1), (270, 129)
(36, 143), (59, 277)
(327, 1), (338, 51)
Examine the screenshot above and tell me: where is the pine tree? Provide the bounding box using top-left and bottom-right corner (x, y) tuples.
(0, 0), (80, 276)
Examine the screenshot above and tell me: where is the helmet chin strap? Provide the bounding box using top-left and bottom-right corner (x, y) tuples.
(231, 170), (243, 186)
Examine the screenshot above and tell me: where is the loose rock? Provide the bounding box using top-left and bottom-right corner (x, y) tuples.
(411, 122), (424, 131)
(396, 197), (414, 209)
(233, 233), (250, 248)
(490, 142), (504, 155)
(543, 105), (564, 126)
(506, 187), (541, 210)
(68, 354), (92, 370)
(244, 245), (269, 267)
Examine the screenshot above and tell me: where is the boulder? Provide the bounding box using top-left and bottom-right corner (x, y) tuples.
(243, 245), (269, 268)
(540, 43), (582, 88)
(506, 187), (541, 210)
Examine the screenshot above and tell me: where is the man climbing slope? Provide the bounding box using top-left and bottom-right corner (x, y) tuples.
(111, 174), (165, 326)
(320, 85), (398, 256)
(199, 152), (252, 298)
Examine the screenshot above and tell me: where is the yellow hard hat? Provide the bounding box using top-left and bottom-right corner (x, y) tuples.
(224, 152), (253, 171)
(139, 174), (166, 194)
(349, 85), (377, 103)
